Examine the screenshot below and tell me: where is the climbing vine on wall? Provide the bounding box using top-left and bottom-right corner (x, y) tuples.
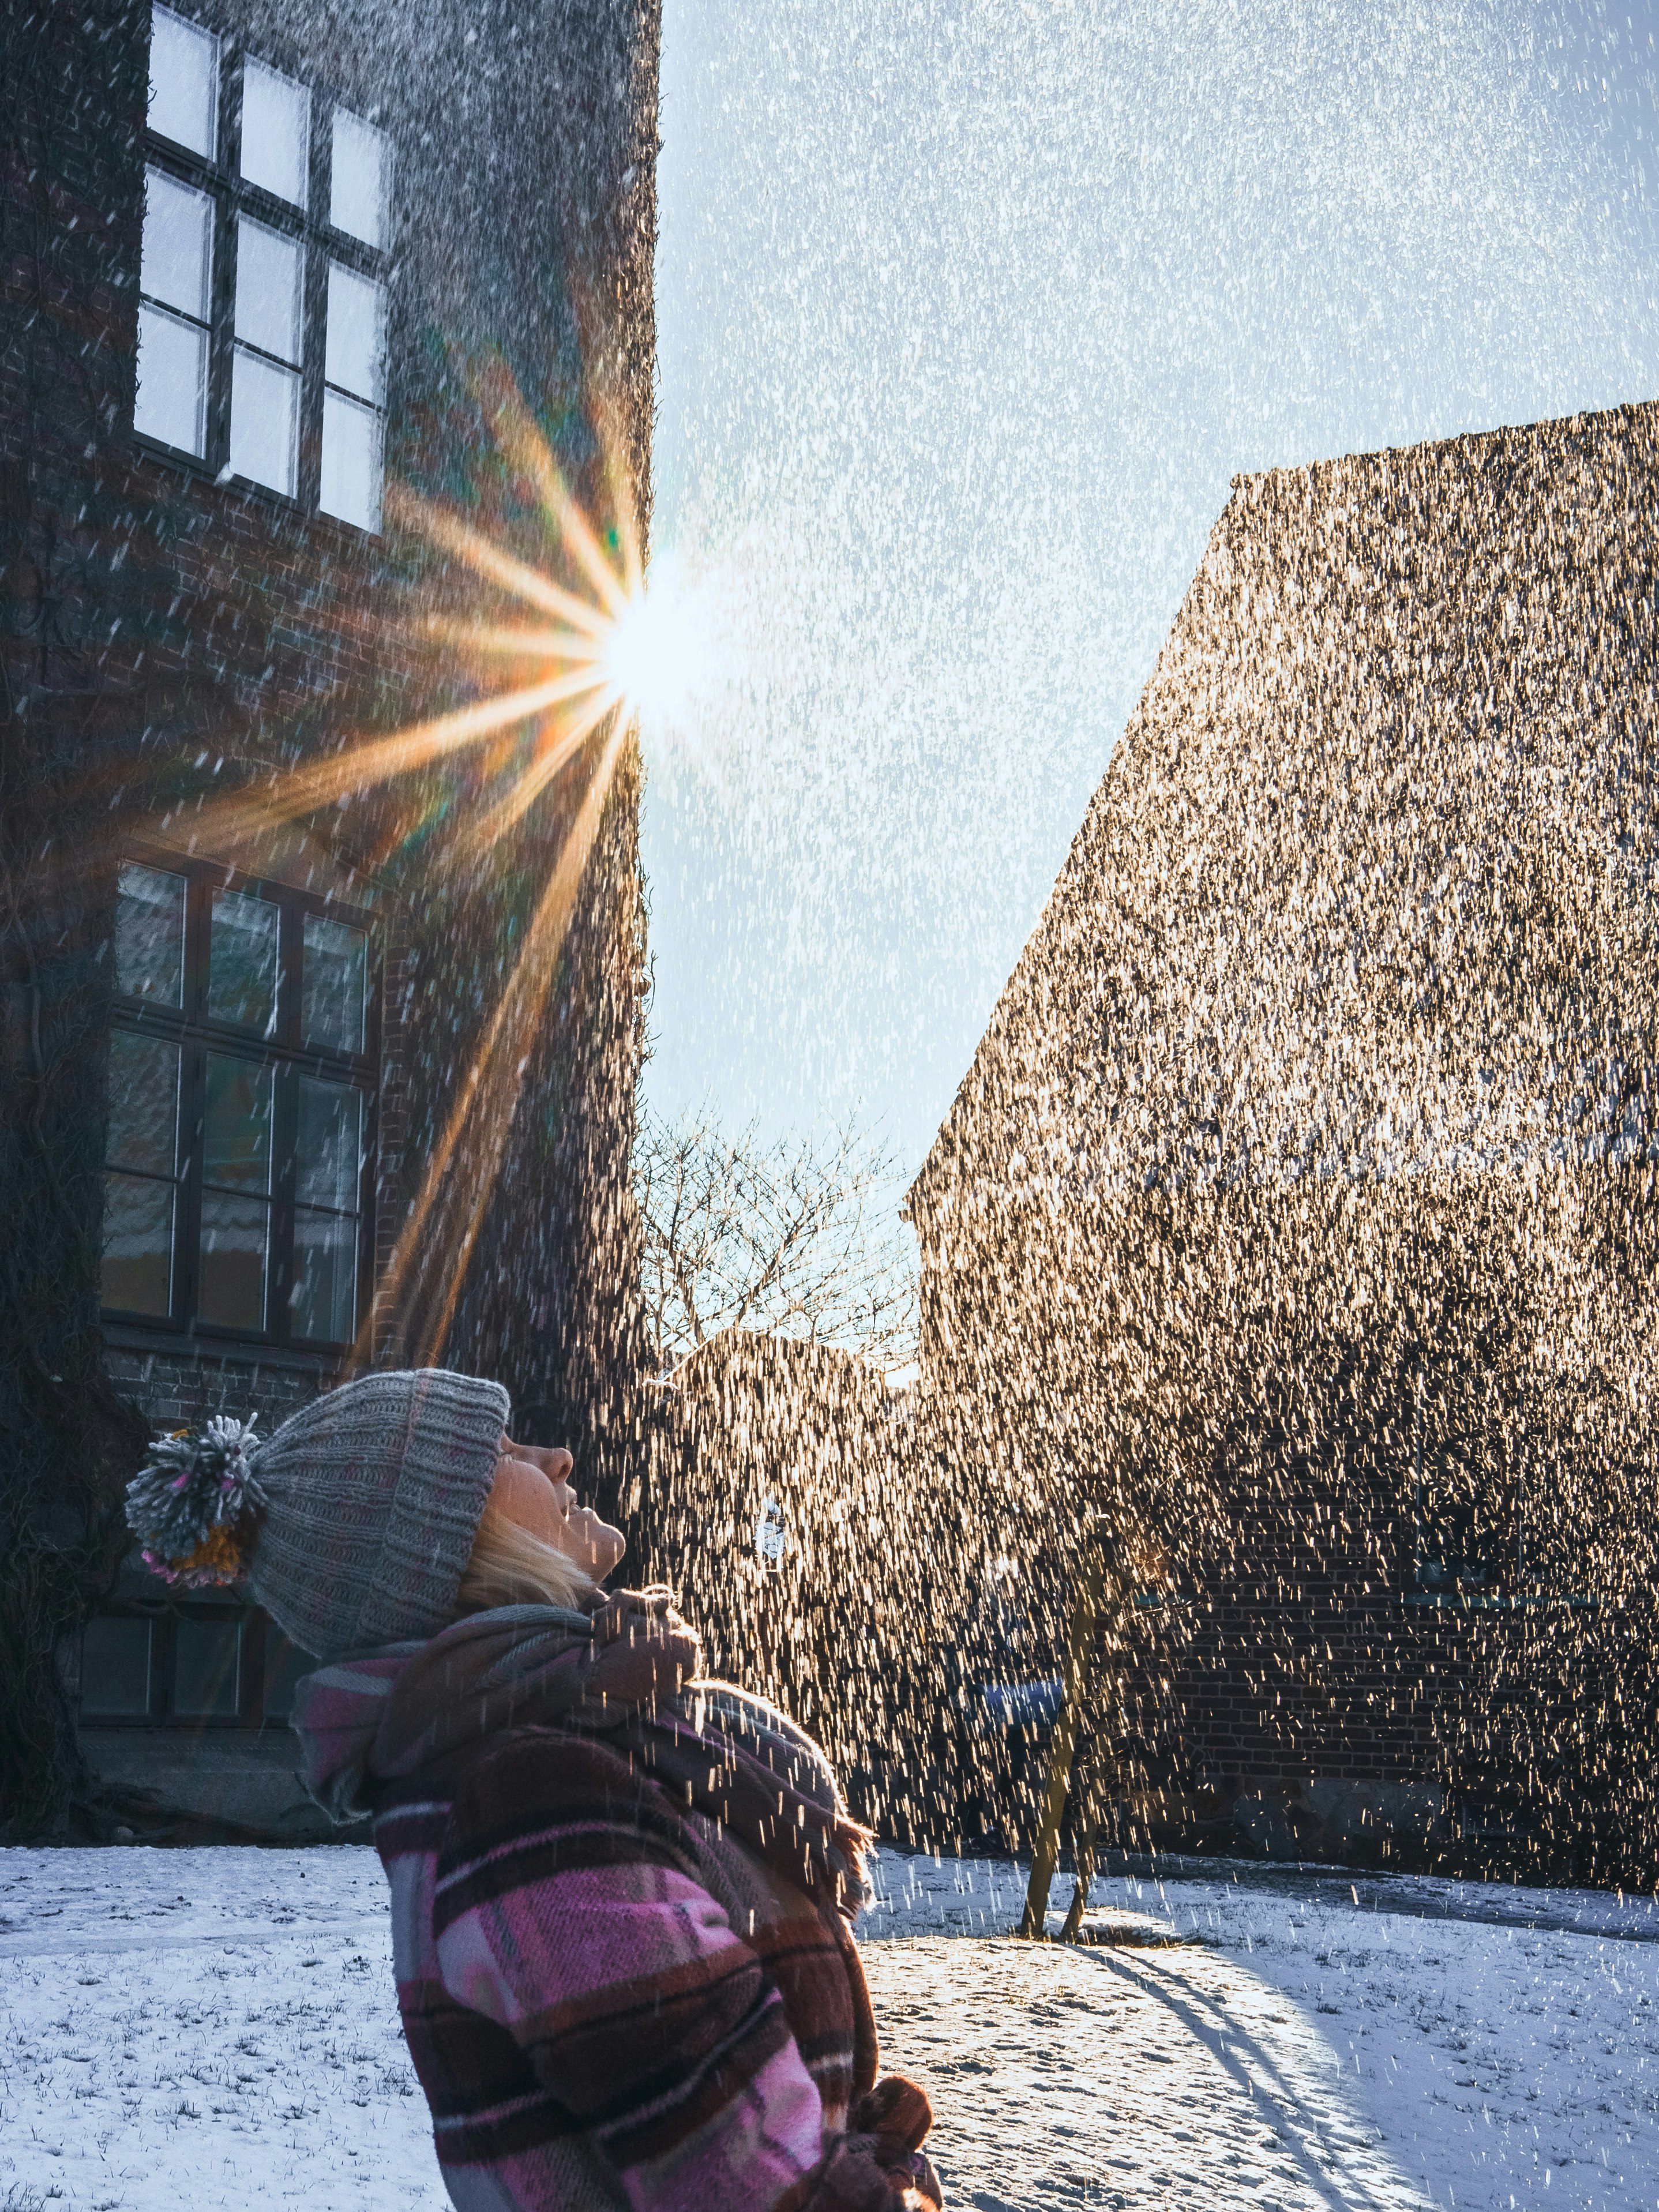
(0, 3), (155, 1835)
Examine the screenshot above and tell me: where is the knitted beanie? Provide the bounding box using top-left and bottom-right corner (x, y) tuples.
(245, 1368), (510, 1662)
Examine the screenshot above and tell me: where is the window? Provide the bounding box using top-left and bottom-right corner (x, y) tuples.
(80, 1615), (154, 1717)
(136, 3), (392, 529)
(102, 856), (375, 1349)
(78, 1603), (312, 1728)
(322, 261), (387, 529)
(136, 168), (215, 456)
(1412, 1361), (1515, 1596)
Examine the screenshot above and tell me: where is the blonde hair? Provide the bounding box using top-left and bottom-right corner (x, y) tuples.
(455, 1492), (595, 1617)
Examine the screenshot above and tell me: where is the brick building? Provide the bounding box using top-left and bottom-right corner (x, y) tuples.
(909, 404), (1659, 1878)
(1, 0), (659, 1835)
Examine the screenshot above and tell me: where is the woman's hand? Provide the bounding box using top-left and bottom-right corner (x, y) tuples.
(850, 2075), (933, 2151)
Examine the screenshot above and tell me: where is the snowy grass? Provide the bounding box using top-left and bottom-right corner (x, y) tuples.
(2, 1846), (1655, 2210)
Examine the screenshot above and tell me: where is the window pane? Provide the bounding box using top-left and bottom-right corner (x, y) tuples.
(198, 1189), (268, 1329)
(136, 304), (209, 456)
(331, 108), (389, 246)
(203, 1053), (272, 1190)
(114, 863), (186, 1005)
(141, 168), (212, 320)
(296, 1077), (362, 1210)
(302, 915), (367, 1051)
(234, 217), (303, 363)
(262, 1627), (314, 1720)
(174, 1616), (242, 1717)
(320, 389), (383, 532)
(81, 1617), (153, 1718)
(207, 887), (279, 1030)
(240, 58), (310, 209)
(292, 1207), (358, 1342)
(102, 1171), (175, 1315)
(325, 263), (385, 403)
(148, 5), (217, 159)
(230, 347), (300, 497)
(107, 1030), (179, 1177)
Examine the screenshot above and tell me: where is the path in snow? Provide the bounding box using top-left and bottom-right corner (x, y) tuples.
(870, 1936), (1430, 2212)
(1, 1847), (1654, 2212)
(866, 1854), (1659, 2211)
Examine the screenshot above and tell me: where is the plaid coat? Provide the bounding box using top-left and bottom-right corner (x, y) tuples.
(294, 1599), (941, 2211)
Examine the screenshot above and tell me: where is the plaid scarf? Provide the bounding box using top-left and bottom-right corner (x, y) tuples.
(294, 1587), (872, 1919)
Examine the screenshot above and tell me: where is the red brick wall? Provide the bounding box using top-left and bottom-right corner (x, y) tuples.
(912, 1166), (1659, 1879)
(2, 0), (659, 1825)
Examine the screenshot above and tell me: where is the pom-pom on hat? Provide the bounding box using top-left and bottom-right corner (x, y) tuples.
(126, 1414), (267, 1588)
(125, 1369), (510, 1663)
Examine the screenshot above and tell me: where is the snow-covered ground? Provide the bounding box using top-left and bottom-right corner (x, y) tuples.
(866, 1856), (1659, 2211)
(1, 1846), (1654, 2212)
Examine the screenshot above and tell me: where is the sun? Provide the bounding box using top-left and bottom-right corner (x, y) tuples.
(600, 551), (710, 737)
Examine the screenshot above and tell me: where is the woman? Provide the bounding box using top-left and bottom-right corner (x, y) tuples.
(126, 1366), (943, 2211)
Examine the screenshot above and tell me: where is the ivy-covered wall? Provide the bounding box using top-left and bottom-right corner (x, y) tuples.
(0, 0), (659, 1836)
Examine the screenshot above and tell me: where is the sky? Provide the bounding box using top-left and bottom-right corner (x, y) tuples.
(638, 0), (1659, 1184)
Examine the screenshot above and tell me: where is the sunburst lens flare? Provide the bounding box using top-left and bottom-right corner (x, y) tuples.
(600, 556), (712, 738)
(428, 619), (607, 667)
(456, 695), (621, 864)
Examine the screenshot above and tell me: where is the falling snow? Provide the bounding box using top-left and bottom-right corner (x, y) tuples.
(8, 1), (1659, 2205)
(645, 1), (1659, 1161)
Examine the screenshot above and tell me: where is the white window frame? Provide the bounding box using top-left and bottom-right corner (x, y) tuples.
(135, 3), (392, 531)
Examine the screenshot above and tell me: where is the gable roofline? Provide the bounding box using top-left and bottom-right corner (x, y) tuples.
(910, 395), (1659, 1218)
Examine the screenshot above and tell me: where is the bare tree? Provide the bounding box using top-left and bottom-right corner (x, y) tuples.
(633, 1108), (918, 1373)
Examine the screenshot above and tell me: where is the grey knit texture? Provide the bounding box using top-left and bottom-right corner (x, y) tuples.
(246, 1369), (511, 1662)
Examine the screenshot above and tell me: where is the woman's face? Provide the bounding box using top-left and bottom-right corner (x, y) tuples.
(490, 1439), (626, 1580)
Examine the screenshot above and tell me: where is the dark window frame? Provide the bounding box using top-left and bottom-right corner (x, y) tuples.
(1411, 1355), (1509, 1597)
(136, 2), (391, 524)
(103, 843), (380, 1353)
(1405, 1352), (1594, 1606)
(78, 1599), (309, 1731)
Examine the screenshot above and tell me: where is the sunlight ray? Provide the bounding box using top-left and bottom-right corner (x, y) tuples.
(415, 721), (628, 1362)
(426, 618), (607, 665)
(455, 694), (621, 863)
(481, 374), (633, 621)
(356, 720), (629, 1366)
(166, 670), (594, 850)
(385, 485), (611, 638)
